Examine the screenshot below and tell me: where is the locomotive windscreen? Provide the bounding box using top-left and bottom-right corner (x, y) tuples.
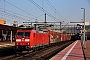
(17, 32), (30, 37)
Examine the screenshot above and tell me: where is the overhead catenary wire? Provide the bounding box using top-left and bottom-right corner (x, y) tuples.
(4, 0), (30, 15)
(29, 0), (61, 22)
(0, 8), (30, 19)
(3, 0), (43, 22)
(46, 0), (67, 22)
(0, 10), (33, 24)
(0, 8), (44, 22)
(2, 0), (32, 22)
(2, 0), (66, 26)
(3, 0), (62, 23)
(0, 9), (29, 21)
(29, 0), (67, 27)
(45, 0), (71, 29)
(44, 0), (62, 21)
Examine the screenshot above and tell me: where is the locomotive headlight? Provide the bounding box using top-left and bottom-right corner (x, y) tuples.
(16, 39), (21, 42)
(25, 39), (30, 42)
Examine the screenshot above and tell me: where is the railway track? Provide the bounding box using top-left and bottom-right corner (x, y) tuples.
(0, 40), (74, 60)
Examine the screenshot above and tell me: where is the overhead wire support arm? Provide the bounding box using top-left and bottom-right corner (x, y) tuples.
(28, 0), (60, 21)
(23, 22), (61, 23)
(70, 22), (84, 23)
(23, 21), (62, 30)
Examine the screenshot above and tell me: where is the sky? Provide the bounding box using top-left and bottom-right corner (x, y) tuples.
(0, 0), (90, 24)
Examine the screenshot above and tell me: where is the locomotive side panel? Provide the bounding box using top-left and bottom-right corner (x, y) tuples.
(30, 30), (36, 48)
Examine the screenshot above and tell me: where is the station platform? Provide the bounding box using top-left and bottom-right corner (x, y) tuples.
(0, 41), (15, 48)
(49, 40), (85, 60)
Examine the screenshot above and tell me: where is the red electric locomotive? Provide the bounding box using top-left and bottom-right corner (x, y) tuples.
(15, 29), (50, 51)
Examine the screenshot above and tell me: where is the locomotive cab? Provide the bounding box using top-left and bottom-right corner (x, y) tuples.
(15, 29), (50, 52)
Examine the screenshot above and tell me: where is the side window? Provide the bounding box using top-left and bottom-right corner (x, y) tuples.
(34, 33), (35, 37)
